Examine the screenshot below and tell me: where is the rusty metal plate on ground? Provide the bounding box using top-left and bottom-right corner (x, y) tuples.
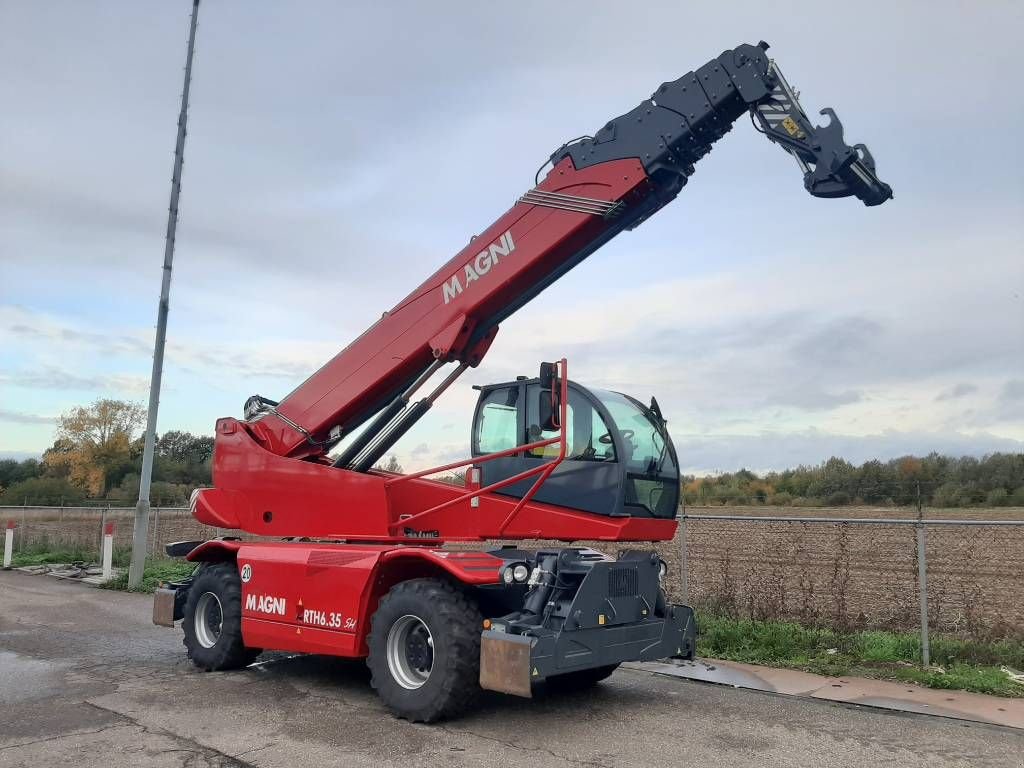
(479, 631), (532, 698)
(152, 588), (176, 627)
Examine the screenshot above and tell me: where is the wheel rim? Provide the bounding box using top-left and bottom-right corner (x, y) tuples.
(194, 591), (223, 649)
(386, 614), (434, 689)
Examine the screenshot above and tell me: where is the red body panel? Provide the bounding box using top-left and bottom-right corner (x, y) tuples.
(226, 542), (502, 658)
(195, 418), (678, 542)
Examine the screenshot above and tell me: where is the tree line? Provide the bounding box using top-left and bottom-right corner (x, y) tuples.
(0, 399), (212, 506)
(3, 399), (1022, 508)
(0, 398), (407, 507)
(683, 453), (1024, 508)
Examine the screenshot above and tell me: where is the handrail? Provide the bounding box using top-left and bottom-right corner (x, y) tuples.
(385, 359), (569, 534)
(384, 436), (559, 486)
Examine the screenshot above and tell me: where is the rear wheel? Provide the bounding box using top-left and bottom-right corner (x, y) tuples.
(182, 563), (261, 671)
(367, 578), (482, 722)
(544, 663), (619, 692)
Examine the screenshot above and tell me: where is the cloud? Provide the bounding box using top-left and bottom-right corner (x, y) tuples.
(0, 408), (55, 425)
(0, 305), (336, 388)
(936, 382), (978, 401)
(764, 388), (863, 411)
(1, 307), (150, 358)
(0, 367), (149, 394)
(995, 379), (1024, 422)
(2, 1), (1023, 465)
(1001, 379), (1024, 402)
(790, 317), (884, 369)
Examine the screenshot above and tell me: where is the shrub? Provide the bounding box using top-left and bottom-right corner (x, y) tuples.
(986, 488), (1009, 507)
(792, 496), (824, 507)
(932, 482), (961, 508)
(0, 477), (86, 506)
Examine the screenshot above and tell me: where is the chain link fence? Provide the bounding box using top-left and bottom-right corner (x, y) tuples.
(4, 505), (1022, 653)
(1, 504), (227, 559)
(673, 510), (1024, 660)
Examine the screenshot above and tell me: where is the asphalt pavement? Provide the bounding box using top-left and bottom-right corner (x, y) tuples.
(1, 570), (1021, 768)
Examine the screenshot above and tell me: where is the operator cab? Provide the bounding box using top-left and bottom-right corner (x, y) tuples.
(471, 373), (680, 519)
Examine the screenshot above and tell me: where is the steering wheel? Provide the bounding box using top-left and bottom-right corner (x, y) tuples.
(599, 429), (634, 444)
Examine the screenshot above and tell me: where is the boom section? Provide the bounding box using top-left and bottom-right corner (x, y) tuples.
(247, 41), (891, 460)
(251, 158), (651, 459)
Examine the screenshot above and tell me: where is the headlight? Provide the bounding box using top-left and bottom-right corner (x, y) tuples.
(501, 562), (531, 584)
(658, 559), (668, 581)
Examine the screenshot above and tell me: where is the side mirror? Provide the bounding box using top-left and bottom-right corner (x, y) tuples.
(537, 362), (560, 432)
(539, 361), (556, 390)
(537, 389), (560, 432)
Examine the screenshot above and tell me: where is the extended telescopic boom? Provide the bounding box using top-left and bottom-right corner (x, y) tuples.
(242, 42), (892, 464)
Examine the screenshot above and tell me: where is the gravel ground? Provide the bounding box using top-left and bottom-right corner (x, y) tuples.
(2, 570), (1023, 767)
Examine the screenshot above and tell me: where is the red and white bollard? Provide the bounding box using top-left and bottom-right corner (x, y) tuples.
(3, 520), (14, 569)
(102, 522), (115, 581)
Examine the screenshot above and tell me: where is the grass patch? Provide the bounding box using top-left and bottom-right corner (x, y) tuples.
(697, 613), (1024, 698)
(10, 545), (131, 568)
(99, 558), (196, 593)
(10, 545), (191, 592)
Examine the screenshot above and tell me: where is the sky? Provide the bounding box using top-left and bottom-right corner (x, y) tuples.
(1, 0), (1022, 474)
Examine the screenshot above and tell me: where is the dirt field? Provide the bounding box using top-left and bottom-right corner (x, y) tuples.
(6, 504), (1023, 638)
(495, 506), (1024, 638)
(672, 506), (1024, 637)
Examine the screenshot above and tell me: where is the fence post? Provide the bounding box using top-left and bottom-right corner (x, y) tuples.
(152, 506), (161, 557)
(102, 522), (114, 581)
(99, 506), (108, 561)
(915, 483), (931, 667)
(3, 521), (14, 568)
(916, 523), (930, 667)
(20, 498), (27, 553)
(679, 513), (689, 604)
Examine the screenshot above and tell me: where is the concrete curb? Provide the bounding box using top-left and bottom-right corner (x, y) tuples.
(629, 658), (1024, 729)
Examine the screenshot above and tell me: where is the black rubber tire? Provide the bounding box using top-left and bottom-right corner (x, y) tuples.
(182, 562), (261, 671)
(367, 578), (483, 723)
(544, 663), (620, 692)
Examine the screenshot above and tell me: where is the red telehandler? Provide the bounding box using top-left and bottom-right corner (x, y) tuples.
(153, 41), (892, 721)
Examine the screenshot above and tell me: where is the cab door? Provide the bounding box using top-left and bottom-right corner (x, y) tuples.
(472, 382), (624, 517)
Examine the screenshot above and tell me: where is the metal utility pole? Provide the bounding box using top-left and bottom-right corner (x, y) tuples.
(129, 0), (200, 588)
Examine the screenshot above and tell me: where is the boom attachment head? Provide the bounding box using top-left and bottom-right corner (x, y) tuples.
(751, 60), (893, 206)
(548, 42), (892, 214)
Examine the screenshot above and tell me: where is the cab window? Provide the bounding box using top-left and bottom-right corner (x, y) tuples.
(476, 387), (519, 453)
(525, 385), (615, 462)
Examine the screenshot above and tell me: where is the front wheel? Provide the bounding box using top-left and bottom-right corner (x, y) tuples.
(367, 578), (483, 722)
(182, 562), (261, 671)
